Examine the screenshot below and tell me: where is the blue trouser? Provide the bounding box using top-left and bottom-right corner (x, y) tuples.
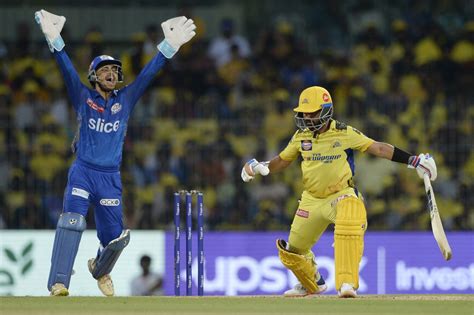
(64, 161), (124, 246)
(48, 161), (125, 290)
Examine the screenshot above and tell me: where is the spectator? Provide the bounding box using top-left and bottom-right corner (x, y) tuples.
(130, 255), (163, 296)
(208, 18), (251, 67)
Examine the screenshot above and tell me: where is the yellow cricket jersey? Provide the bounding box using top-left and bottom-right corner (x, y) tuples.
(279, 120), (374, 198)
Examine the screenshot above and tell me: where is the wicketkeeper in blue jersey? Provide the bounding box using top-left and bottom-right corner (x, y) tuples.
(34, 9), (196, 296)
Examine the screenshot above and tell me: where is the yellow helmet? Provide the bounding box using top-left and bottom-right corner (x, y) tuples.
(293, 86), (333, 131)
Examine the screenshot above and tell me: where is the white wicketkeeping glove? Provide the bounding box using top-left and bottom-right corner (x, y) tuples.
(157, 16), (196, 58)
(241, 159), (270, 182)
(34, 9), (66, 53)
(408, 153), (437, 181)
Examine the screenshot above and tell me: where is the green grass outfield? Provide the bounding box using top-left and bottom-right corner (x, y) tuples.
(1, 296), (473, 315)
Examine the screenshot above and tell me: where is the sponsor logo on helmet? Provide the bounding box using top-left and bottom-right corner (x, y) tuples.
(323, 93), (330, 102)
(87, 98), (105, 113)
(301, 140), (312, 151)
(100, 199), (120, 206)
(111, 103), (122, 114)
(88, 118), (120, 133)
(302, 98), (309, 104)
(99, 55), (114, 61)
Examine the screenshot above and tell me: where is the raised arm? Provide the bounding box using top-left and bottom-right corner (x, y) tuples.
(35, 10), (84, 111)
(125, 16), (197, 106)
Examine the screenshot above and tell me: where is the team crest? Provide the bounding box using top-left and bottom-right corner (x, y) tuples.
(301, 140), (312, 151)
(323, 93), (330, 102)
(111, 103), (122, 114)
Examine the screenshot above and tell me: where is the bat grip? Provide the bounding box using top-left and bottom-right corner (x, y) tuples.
(423, 173), (431, 191)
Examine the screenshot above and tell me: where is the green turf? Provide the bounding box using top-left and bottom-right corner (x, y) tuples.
(1, 296), (473, 315)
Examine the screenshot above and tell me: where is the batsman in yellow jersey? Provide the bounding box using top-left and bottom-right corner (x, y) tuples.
(241, 86), (438, 298)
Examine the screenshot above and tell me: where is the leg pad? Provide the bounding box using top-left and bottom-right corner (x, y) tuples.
(276, 239), (318, 294)
(47, 212), (86, 290)
(334, 197), (367, 291)
(90, 229), (130, 279)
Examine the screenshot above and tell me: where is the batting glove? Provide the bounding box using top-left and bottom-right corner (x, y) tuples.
(157, 16), (196, 58)
(408, 153), (437, 181)
(34, 9), (66, 53)
(241, 159), (270, 182)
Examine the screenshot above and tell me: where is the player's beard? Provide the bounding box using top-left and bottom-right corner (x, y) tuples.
(97, 79), (116, 93)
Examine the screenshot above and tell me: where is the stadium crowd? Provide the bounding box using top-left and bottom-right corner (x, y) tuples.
(0, 1), (472, 232)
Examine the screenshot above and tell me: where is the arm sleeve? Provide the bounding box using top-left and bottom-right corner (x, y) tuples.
(123, 52), (167, 111)
(279, 132), (300, 161)
(347, 126), (375, 152)
(54, 50), (85, 113)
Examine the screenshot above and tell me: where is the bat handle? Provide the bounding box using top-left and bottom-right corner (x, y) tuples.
(423, 173), (431, 190)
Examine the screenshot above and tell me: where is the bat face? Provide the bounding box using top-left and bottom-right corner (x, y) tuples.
(424, 175), (452, 261)
(426, 189), (439, 219)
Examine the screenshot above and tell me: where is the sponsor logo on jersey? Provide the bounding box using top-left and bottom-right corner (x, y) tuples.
(86, 98), (105, 113)
(310, 153), (341, 163)
(332, 140), (341, 148)
(301, 140), (312, 151)
(111, 102), (122, 114)
(71, 187), (90, 199)
(296, 209), (309, 218)
(88, 118), (120, 133)
(100, 199), (120, 206)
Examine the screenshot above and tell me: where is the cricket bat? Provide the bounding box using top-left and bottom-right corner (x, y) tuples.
(423, 174), (452, 261)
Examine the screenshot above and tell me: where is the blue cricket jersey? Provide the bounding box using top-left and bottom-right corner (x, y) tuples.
(54, 50), (166, 171)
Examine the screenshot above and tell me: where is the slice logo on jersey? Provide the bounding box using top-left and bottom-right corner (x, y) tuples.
(332, 140), (341, 148)
(71, 187), (90, 199)
(100, 199), (120, 206)
(86, 98), (105, 113)
(322, 93), (330, 102)
(301, 140), (312, 151)
(111, 102), (122, 115)
(88, 118), (120, 133)
(296, 209), (309, 218)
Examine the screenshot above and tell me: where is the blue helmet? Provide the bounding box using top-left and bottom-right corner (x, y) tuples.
(87, 55), (123, 86)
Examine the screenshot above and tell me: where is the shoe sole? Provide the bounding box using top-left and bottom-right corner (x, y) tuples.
(338, 291), (357, 298)
(284, 284), (328, 297)
(50, 288), (69, 296)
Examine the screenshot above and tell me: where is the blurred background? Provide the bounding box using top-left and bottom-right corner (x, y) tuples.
(0, 0), (473, 232)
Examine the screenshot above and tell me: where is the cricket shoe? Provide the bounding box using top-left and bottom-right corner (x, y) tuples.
(338, 283), (357, 298)
(284, 273), (327, 297)
(88, 258), (114, 296)
(50, 283), (69, 296)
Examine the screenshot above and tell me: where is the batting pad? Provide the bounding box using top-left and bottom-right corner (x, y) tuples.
(90, 229), (130, 279)
(276, 239), (318, 294)
(334, 197), (367, 291)
(47, 212), (86, 290)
